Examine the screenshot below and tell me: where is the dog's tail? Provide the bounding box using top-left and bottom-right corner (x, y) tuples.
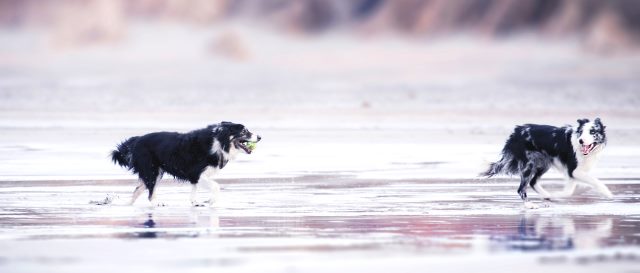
(111, 136), (139, 169)
(480, 154), (518, 178)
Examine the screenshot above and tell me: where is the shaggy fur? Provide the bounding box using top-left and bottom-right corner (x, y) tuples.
(482, 118), (612, 209)
(111, 121), (260, 206)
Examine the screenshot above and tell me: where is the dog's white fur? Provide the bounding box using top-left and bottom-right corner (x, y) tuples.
(189, 134), (260, 207)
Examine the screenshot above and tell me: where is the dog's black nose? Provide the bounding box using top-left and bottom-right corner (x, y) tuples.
(579, 139), (584, 145)
(257, 135), (261, 142)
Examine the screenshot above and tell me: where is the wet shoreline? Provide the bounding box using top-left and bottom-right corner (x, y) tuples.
(1, 176), (639, 272)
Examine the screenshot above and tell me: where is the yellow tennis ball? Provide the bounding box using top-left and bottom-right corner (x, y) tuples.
(246, 141), (257, 151)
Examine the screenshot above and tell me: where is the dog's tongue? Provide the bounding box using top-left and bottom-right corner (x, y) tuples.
(581, 144), (592, 155)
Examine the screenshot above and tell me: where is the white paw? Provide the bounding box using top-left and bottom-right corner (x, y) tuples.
(524, 201), (540, 209)
(152, 202), (167, 207)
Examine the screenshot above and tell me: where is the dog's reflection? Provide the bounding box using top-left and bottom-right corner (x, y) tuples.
(132, 209), (220, 239)
(137, 213), (157, 238)
(188, 207), (221, 229)
(491, 214), (613, 251)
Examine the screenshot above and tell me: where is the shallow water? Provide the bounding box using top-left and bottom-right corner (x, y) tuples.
(1, 177), (639, 273)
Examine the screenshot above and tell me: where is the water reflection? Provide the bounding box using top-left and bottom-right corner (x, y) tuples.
(490, 214), (613, 252)
(189, 208), (221, 229)
(129, 209), (220, 239)
(212, 213), (635, 254)
(136, 213), (157, 239)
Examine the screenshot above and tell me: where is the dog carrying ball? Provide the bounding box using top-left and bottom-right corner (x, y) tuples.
(246, 141), (257, 151)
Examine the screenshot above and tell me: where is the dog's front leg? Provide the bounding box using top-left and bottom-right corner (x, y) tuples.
(194, 177), (220, 207)
(532, 184), (552, 200)
(573, 171), (613, 199)
(206, 179), (220, 207)
(551, 179), (578, 199)
(129, 183), (146, 205)
(149, 185), (166, 207)
(190, 183), (205, 207)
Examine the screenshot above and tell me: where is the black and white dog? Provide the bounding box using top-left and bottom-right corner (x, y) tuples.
(111, 122), (260, 206)
(482, 118), (612, 209)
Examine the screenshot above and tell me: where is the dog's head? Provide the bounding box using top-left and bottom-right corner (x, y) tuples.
(218, 121), (261, 154)
(575, 118), (606, 156)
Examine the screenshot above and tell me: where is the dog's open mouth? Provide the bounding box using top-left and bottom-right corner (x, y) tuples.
(234, 139), (254, 154)
(581, 143), (596, 155)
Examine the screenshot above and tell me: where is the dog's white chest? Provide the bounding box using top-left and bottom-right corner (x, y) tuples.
(201, 166), (219, 180)
(577, 153), (600, 172)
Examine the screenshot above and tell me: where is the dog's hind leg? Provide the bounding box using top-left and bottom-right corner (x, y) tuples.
(129, 182), (146, 205)
(518, 163), (541, 209)
(519, 179), (540, 209)
(149, 183), (164, 206)
(530, 169), (551, 201)
(140, 168), (162, 206)
(517, 164), (531, 201)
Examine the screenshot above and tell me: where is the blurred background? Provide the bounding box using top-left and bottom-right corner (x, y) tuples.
(1, 0), (639, 128)
(0, 0), (640, 179)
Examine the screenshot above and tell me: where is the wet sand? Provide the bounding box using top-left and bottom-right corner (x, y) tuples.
(1, 176), (639, 273)
(1, 114), (640, 273)
(2, 25), (640, 272)
(1, 127), (639, 273)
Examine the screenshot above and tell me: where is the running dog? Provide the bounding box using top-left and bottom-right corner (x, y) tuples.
(111, 121), (260, 206)
(482, 118), (612, 209)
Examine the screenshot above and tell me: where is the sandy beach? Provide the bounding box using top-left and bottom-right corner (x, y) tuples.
(1, 23), (640, 272)
(1, 176), (639, 273)
(1, 125), (640, 272)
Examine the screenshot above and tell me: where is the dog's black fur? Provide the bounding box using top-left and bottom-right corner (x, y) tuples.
(482, 124), (577, 199)
(482, 118), (609, 207)
(111, 122), (260, 203)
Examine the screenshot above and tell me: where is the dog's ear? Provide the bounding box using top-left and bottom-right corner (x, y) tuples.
(595, 117), (605, 131)
(220, 121), (245, 132)
(577, 118), (589, 126)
